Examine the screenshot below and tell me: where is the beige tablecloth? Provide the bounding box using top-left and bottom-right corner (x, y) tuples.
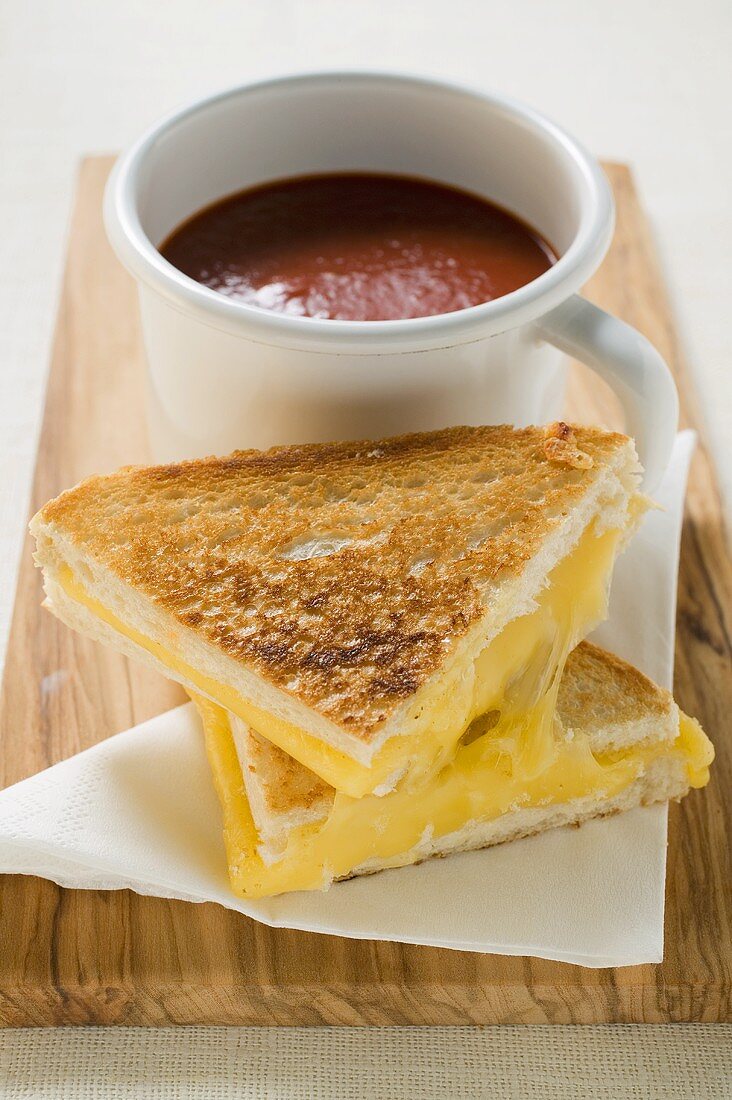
(1, 1026), (730, 1098)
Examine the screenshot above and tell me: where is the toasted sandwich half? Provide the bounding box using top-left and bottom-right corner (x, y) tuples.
(194, 642), (713, 898)
(32, 423), (643, 798)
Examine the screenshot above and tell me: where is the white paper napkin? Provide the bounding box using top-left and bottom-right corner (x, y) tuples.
(0, 433), (696, 966)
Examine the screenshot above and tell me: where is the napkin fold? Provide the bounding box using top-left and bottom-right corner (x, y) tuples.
(0, 433), (696, 966)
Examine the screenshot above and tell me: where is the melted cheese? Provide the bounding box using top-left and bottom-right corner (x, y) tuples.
(198, 697), (714, 898)
(58, 523), (620, 798)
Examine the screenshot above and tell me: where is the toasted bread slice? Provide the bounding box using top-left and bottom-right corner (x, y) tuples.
(195, 642), (714, 897)
(32, 423), (642, 795)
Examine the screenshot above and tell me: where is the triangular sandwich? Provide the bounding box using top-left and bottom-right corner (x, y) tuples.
(32, 423), (643, 798)
(195, 642), (713, 897)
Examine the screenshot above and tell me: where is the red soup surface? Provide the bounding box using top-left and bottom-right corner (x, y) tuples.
(160, 173), (556, 322)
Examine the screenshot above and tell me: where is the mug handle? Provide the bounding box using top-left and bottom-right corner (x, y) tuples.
(533, 294), (678, 494)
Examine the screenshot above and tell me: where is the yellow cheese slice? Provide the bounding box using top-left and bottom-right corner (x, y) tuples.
(197, 695), (714, 899)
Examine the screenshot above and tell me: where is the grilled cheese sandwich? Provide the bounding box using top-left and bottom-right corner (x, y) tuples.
(191, 642), (708, 893)
(32, 423), (642, 797)
(29, 423), (713, 902)
(195, 642), (713, 897)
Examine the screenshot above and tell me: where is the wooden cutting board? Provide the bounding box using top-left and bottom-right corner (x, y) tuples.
(0, 158), (729, 1026)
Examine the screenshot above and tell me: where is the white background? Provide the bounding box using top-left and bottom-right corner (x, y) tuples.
(0, 1), (730, 1088)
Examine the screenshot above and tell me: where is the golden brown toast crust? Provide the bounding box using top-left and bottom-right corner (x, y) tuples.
(244, 727), (330, 815)
(560, 640), (670, 731)
(37, 424), (630, 738)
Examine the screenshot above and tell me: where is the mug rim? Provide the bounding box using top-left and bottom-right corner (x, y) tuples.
(104, 70), (615, 350)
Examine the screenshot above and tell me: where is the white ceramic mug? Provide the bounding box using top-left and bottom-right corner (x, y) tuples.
(105, 72), (678, 490)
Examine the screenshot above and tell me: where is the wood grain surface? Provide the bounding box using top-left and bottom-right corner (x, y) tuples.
(0, 158), (729, 1026)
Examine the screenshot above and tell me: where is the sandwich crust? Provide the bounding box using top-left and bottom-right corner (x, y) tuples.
(35, 423), (635, 738)
(560, 641), (672, 740)
(240, 725), (331, 817)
